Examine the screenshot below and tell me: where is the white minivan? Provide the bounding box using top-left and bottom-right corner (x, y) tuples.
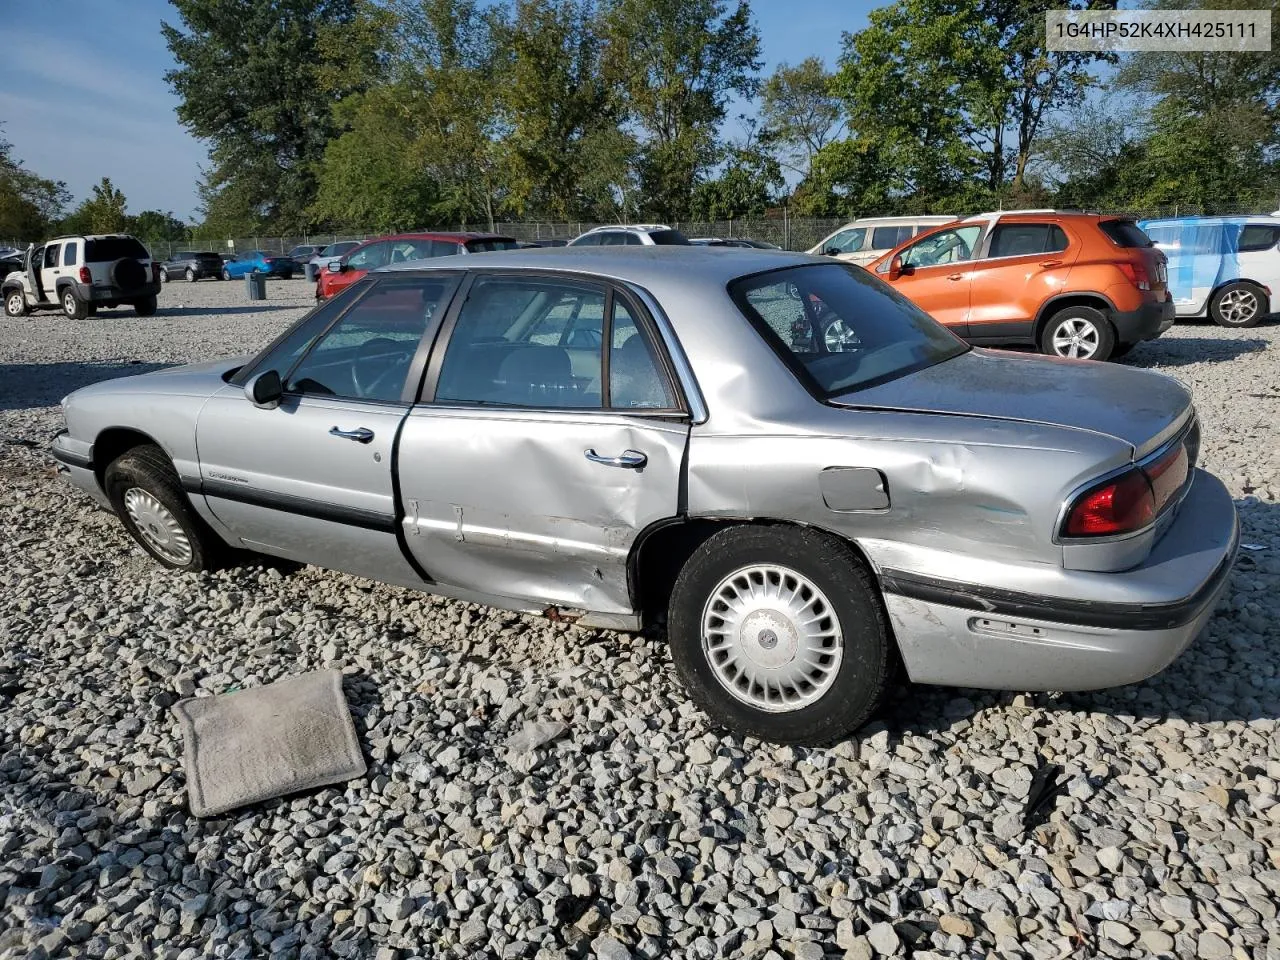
(807, 215), (957, 266)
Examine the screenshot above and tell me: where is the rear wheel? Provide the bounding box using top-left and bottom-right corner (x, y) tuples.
(62, 288), (90, 320)
(159, 268), (169, 283)
(1039, 305), (1114, 361)
(281, 270), (293, 280)
(221, 268), (231, 281)
(5, 289), (27, 317)
(185, 267), (196, 282)
(667, 526), (894, 745)
(105, 445), (223, 572)
(1210, 282), (1264, 328)
(134, 296), (158, 317)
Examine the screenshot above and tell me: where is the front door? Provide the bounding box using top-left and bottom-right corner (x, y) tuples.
(966, 221), (1076, 341)
(397, 273), (690, 615)
(195, 273), (460, 587)
(879, 224), (983, 333)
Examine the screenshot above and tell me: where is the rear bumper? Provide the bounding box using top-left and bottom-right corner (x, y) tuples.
(75, 280), (161, 302)
(880, 468), (1239, 690)
(1112, 297), (1175, 344)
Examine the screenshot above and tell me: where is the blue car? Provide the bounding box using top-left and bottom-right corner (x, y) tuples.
(220, 251), (294, 281)
(1137, 216), (1278, 328)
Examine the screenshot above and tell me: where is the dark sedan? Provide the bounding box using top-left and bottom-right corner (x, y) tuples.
(160, 251), (225, 282)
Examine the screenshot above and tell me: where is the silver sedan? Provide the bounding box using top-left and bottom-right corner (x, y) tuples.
(51, 247), (1238, 744)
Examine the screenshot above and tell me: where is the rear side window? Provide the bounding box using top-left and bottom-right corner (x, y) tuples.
(62, 243), (77, 266)
(1099, 220), (1153, 248)
(648, 230), (690, 245)
(871, 225), (913, 249)
(465, 238), (520, 253)
(1239, 224), (1280, 252)
(987, 223), (1069, 258)
(571, 233), (600, 247)
(85, 237), (149, 260)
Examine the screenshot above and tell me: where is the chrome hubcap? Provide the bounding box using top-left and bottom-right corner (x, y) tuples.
(823, 319), (860, 352)
(702, 564), (843, 713)
(1220, 289), (1258, 324)
(63, 293), (76, 314)
(7, 293), (23, 314)
(1051, 317), (1099, 359)
(123, 488), (192, 565)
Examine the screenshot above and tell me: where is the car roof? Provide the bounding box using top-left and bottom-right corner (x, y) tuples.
(582, 224), (672, 233)
(376, 245), (814, 287)
(1138, 215), (1280, 226)
(358, 231), (516, 244)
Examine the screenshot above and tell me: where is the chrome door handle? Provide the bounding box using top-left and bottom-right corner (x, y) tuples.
(329, 426), (374, 443)
(585, 448), (647, 469)
(947, 274), (963, 281)
(1040, 259), (1064, 268)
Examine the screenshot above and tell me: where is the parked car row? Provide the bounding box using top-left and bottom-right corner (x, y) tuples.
(315, 232), (520, 300)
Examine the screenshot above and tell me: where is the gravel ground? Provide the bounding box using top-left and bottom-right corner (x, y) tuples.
(1, 280), (1279, 960)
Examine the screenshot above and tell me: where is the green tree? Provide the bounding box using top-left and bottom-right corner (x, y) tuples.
(0, 129), (70, 240)
(63, 178), (130, 234)
(128, 210), (191, 243)
(602, 0), (761, 221)
(163, 0), (362, 234)
(759, 57), (844, 180)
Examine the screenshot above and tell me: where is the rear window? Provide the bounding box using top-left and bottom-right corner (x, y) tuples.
(465, 238), (520, 253)
(730, 263), (968, 398)
(648, 230), (690, 246)
(1099, 220), (1153, 248)
(85, 236), (149, 260)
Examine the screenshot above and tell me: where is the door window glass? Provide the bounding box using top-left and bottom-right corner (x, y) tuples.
(870, 225), (913, 249)
(435, 277), (606, 408)
(823, 228), (866, 254)
(897, 226), (983, 268)
(987, 223), (1069, 258)
(346, 241), (389, 270)
(1239, 224), (1280, 252)
(237, 285), (368, 384)
(44, 245), (60, 269)
(285, 277), (449, 402)
(610, 302), (675, 409)
(386, 239), (432, 265)
(62, 243), (77, 267)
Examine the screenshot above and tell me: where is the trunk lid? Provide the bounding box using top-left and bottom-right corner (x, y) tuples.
(832, 348), (1192, 458)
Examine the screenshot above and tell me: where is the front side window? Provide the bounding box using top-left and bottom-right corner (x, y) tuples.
(236, 282), (373, 385)
(62, 243), (77, 267)
(570, 233), (600, 247)
(346, 242), (389, 270)
(435, 277), (607, 408)
(286, 277), (451, 402)
(731, 263), (968, 398)
(871, 225), (913, 250)
(44, 244), (60, 269)
(1239, 224), (1280, 252)
(987, 223), (1069, 258)
(897, 225), (983, 268)
(822, 228), (866, 254)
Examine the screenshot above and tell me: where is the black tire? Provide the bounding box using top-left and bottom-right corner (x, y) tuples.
(104, 444), (223, 572)
(667, 526), (894, 745)
(159, 267), (169, 283)
(221, 268), (232, 281)
(1111, 342), (1135, 359)
(133, 296), (158, 317)
(5, 288), (27, 317)
(281, 271), (293, 281)
(185, 267), (197, 282)
(1209, 281), (1265, 328)
(1038, 305), (1115, 361)
(61, 287), (90, 320)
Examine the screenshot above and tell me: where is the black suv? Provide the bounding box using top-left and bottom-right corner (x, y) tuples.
(160, 251), (225, 282)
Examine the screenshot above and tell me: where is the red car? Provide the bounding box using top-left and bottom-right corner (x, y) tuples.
(316, 232), (519, 300)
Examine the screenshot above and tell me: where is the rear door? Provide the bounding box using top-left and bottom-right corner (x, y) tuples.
(966, 221), (1077, 341)
(1236, 222), (1280, 302)
(195, 273), (460, 586)
(397, 271), (690, 615)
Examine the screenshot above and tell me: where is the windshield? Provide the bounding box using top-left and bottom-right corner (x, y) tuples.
(730, 263), (968, 397)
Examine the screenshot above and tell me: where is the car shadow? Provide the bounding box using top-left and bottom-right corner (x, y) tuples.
(874, 495), (1279, 738)
(0, 361), (173, 412)
(1120, 335), (1269, 368)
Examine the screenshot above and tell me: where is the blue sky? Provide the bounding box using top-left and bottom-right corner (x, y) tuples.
(0, 0), (869, 222)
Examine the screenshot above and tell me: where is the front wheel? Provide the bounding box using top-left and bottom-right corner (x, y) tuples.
(1210, 282), (1264, 328)
(185, 267), (197, 282)
(221, 268), (231, 281)
(667, 526), (894, 745)
(159, 268), (169, 283)
(105, 445), (223, 572)
(5, 289), (27, 317)
(1039, 305), (1114, 361)
(281, 271), (293, 280)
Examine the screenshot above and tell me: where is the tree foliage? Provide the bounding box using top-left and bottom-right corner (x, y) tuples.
(0, 129), (70, 240)
(759, 57), (843, 180)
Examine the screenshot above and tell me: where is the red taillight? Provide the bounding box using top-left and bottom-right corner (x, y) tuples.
(78, 266), (91, 284)
(1117, 260), (1150, 291)
(1063, 468), (1155, 537)
(1144, 442), (1189, 512)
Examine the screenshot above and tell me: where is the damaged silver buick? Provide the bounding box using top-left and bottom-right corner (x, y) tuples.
(51, 247), (1239, 744)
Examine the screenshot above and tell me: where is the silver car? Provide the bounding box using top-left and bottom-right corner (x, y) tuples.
(51, 248), (1239, 745)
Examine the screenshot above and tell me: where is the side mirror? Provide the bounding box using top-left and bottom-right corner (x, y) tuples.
(328, 261), (343, 273)
(822, 246), (839, 257)
(245, 370), (282, 409)
(886, 255), (906, 281)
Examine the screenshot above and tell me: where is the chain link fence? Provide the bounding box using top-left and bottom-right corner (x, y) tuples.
(11, 203), (1278, 261)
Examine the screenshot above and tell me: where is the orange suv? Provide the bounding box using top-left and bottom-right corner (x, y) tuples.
(866, 211), (1174, 361)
